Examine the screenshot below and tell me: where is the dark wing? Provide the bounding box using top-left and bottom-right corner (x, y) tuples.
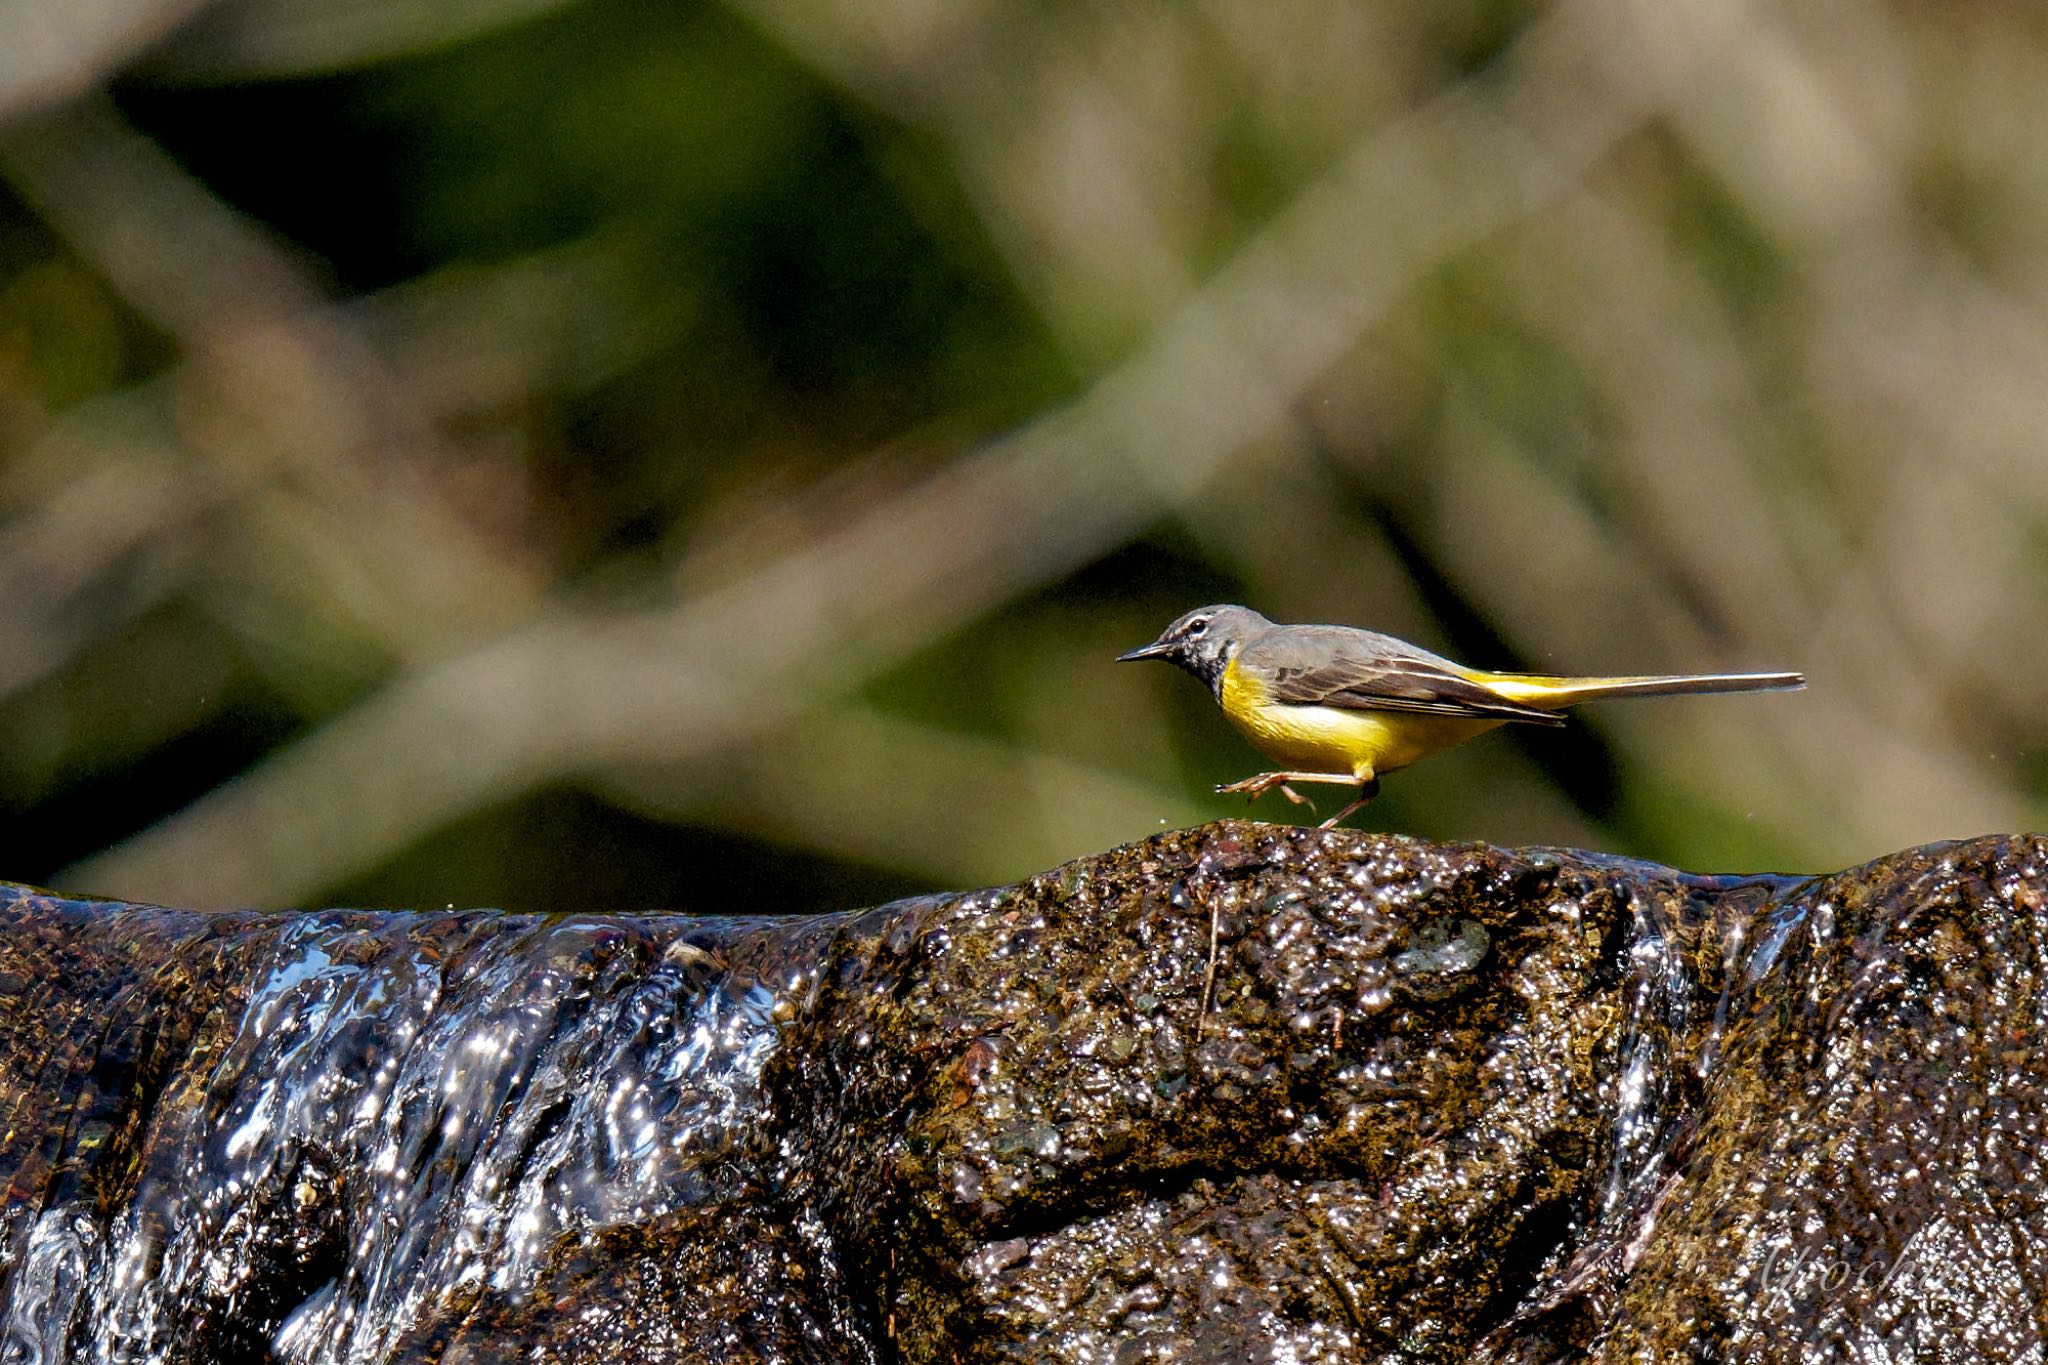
(1247, 628), (1567, 727)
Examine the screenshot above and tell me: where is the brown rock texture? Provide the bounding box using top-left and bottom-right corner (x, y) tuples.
(0, 822), (2042, 1362)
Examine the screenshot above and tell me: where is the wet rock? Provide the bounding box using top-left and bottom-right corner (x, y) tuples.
(0, 823), (2044, 1362)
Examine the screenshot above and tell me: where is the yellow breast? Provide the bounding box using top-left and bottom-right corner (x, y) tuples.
(1217, 657), (1501, 778)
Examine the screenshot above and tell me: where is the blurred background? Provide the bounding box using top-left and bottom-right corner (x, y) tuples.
(0, 0), (2042, 913)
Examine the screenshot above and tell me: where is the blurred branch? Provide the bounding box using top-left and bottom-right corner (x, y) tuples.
(1660, 7), (2048, 834)
(595, 703), (1212, 890)
(0, 0), (214, 123)
(1672, 7), (2048, 735)
(0, 97), (543, 664)
(148, 0), (578, 79)
(1422, 397), (2023, 863)
(0, 96), (316, 335)
(60, 0), (1769, 907)
(1313, 1), (2048, 860)
(0, 238), (638, 704)
(0, 429), (211, 698)
(734, 0), (1764, 358)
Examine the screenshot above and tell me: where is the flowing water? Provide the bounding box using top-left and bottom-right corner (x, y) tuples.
(0, 901), (837, 1365)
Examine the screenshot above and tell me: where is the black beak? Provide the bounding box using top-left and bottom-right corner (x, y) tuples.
(1116, 639), (1176, 662)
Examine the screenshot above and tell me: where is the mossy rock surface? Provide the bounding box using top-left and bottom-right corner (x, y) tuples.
(1, 823), (2043, 1361)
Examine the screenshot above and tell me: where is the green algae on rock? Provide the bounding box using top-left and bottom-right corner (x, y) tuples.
(0, 824), (2044, 1362)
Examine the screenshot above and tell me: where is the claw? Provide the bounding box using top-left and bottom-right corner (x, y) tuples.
(1216, 773), (1288, 799)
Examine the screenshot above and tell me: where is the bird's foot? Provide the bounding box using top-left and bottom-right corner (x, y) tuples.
(1219, 771), (1365, 818)
(1216, 772), (1297, 801)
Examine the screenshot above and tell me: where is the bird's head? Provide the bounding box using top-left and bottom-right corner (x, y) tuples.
(1116, 604), (1269, 694)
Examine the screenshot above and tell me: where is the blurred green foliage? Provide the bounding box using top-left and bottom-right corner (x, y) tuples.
(0, 0), (2041, 912)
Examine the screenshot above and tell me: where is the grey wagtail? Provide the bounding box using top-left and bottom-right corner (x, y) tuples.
(1119, 605), (1804, 828)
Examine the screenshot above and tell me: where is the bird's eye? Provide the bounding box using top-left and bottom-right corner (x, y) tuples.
(1185, 616), (1210, 635)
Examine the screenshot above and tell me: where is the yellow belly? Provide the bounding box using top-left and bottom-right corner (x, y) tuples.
(1218, 659), (1501, 777)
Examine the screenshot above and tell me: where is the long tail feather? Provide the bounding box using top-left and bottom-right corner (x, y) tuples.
(1484, 671), (1805, 707)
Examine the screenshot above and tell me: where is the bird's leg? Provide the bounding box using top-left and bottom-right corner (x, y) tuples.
(1317, 775), (1382, 830)
(1216, 771), (1362, 801)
